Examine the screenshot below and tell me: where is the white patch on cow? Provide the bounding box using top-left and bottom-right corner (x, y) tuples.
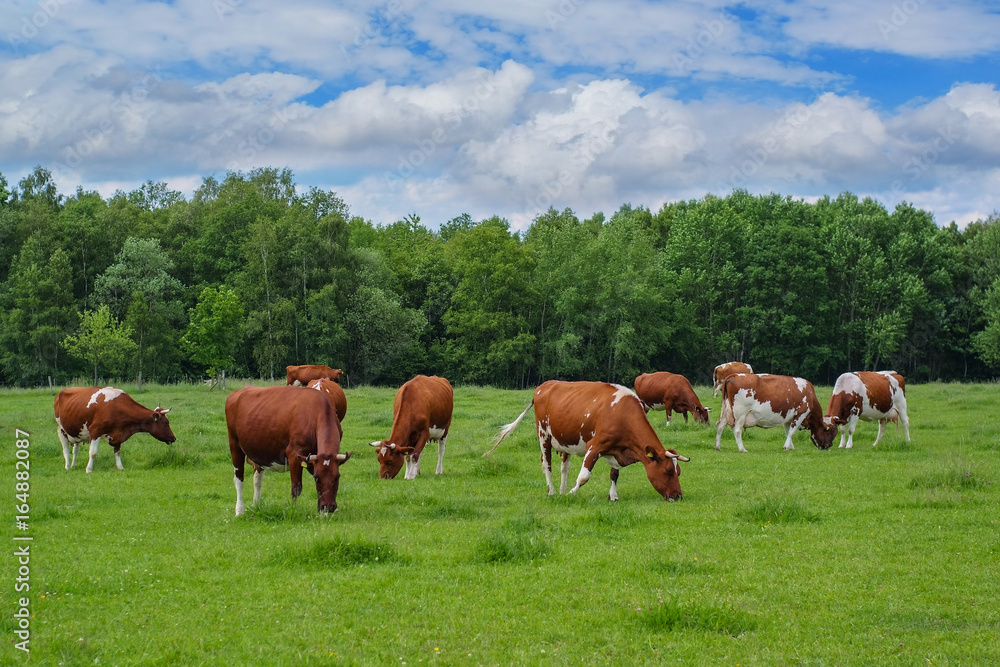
(379, 446), (388, 457)
(87, 387), (123, 407)
(85, 438), (101, 473)
(115, 450), (124, 470)
(234, 473), (245, 516)
(260, 462), (290, 473)
(793, 377), (808, 393)
(429, 426), (446, 440)
(610, 384), (638, 407)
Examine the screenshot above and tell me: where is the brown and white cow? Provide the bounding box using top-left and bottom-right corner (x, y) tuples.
(715, 374), (836, 452)
(712, 361), (753, 397)
(226, 385), (352, 516)
(286, 364), (343, 386)
(486, 381), (691, 502)
(825, 371), (910, 448)
(634, 372), (710, 426)
(308, 378), (347, 434)
(369, 375), (453, 480)
(54, 386), (176, 473)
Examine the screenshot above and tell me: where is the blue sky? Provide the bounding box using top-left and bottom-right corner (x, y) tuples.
(1, 0), (999, 228)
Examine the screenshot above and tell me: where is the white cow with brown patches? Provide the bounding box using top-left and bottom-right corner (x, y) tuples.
(825, 371), (910, 448)
(716, 374), (836, 452)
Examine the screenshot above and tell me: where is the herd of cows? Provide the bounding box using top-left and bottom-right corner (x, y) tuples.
(50, 362), (911, 515)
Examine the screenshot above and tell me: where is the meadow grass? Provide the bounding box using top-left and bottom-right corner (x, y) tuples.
(1, 380), (999, 665)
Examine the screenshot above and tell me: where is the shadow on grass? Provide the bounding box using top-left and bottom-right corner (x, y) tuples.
(737, 495), (820, 525)
(633, 597), (757, 636)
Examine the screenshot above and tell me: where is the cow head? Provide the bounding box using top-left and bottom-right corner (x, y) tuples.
(369, 440), (414, 479)
(148, 406), (177, 444)
(810, 418), (837, 450)
(693, 405), (711, 425)
(642, 446), (690, 501)
(307, 451), (352, 512)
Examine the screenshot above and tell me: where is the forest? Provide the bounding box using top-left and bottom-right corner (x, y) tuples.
(1, 165), (999, 389)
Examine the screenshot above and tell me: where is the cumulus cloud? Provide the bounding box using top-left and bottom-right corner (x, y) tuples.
(1, 1), (998, 228)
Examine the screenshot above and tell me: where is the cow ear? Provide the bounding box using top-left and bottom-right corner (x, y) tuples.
(644, 446), (657, 460)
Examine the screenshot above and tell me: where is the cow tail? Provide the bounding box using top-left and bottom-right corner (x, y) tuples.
(720, 376), (735, 427)
(484, 399), (535, 456)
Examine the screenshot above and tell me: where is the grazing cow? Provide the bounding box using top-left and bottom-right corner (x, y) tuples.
(226, 385), (352, 516)
(712, 361), (753, 397)
(486, 381), (690, 502)
(54, 386), (176, 473)
(826, 371), (911, 448)
(286, 364), (343, 386)
(716, 374), (836, 452)
(634, 372), (710, 425)
(369, 375), (453, 480)
(308, 378), (348, 432)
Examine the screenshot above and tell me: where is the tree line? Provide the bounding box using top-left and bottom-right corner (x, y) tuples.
(2, 165), (999, 389)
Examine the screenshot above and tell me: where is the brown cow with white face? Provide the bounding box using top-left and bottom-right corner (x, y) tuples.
(308, 378), (347, 434)
(226, 385), (351, 516)
(369, 375), (453, 480)
(715, 374), (836, 452)
(286, 364), (343, 386)
(826, 371), (910, 448)
(54, 386), (176, 473)
(486, 381), (691, 502)
(712, 361), (753, 397)
(634, 372), (710, 425)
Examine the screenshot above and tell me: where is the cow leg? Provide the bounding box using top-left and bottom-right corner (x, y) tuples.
(715, 408), (728, 450)
(609, 467), (620, 502)
(253, 465), (264, 505)
(539, 437), (556, 495)
(662, 398), (674, 426)
(58, 428), (73, 470)
(559, 452), (571, 494)
(290, 455), (304, 500)
(405, 453), (421, 480)
(113, 445), (124, 470)
(71, 443), (79, 468)
(569, 447), (603, 494)
(732, 415), (749, 453)
(898, 405), (911, 442)
(872, 420), (886, 447)
(85, 438), (101, 473)
(229, 434), (247, 516)
(435, 436), (446, 475)
(783, 413), (808, 450)
(846, 415), (859, 449)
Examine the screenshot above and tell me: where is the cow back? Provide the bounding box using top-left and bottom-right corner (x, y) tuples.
(226, 386), (342, 465)
(390, 375), (453, 443)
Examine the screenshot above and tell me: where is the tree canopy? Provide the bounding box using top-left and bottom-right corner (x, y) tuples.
(1, 165), (998, 387)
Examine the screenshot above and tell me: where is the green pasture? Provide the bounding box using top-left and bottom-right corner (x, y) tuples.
(2, 381), (999, 665)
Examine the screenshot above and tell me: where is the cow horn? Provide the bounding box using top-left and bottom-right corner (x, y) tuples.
(336, 453), (351, 462)
(307, 454), (318, 462)
(387, 443), (397, 450)
(159, 407), (171, 414)
(664, 451), (691, 462)
(369, 441), (381, 448)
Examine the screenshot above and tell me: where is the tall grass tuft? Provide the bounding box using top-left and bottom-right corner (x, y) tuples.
(279, 537), (401, 568)
(140, 448), (202, 469)
(909, 466), (990, 491)
(473, 514), (550, 563)
(737, 495), (820, 525)
(636, 597), (757, 636)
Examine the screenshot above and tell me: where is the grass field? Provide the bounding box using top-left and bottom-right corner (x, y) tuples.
(2, 380), (999, 666)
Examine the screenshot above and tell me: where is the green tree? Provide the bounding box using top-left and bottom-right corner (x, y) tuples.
(62, 305), (137, 384)
(93, 237), (183, 319)
(0, 235), (77, 384)
(182, 285), (244, 380)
